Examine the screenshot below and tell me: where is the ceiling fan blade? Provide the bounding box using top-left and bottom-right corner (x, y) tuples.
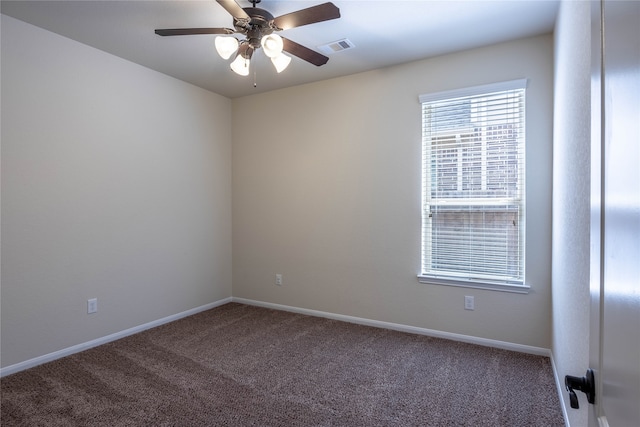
(273, 2), (340, 30)
(282, 37), (329, 66)
(216, 0), (250, 19)
(155, 28), (235, 36)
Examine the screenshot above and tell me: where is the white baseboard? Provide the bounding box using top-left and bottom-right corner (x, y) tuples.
(550, 352), (571, 427)
(2, 296), (553, 378)
(232, 297), (551, 357)
(0, 297), (233, 378)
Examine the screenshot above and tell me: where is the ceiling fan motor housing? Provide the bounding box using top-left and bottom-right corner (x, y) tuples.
(234, 7), (278, 50)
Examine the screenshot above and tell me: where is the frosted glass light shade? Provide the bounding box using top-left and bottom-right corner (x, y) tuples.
(215, 36), (239, 60)
(271, 53), (291, 73)
(230, 55), (250, 76)
(261, 34), (284, 58)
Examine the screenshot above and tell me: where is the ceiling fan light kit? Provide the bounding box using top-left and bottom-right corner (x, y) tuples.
(230, 44), (252, 76)
(260, 33), (283, 58)
(215, 36), (240, 59)
(155, 0), (341, 78)
(271, 53), (292, 73)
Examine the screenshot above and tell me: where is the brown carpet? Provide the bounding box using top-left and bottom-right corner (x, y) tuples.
(1, 303), (565, 426)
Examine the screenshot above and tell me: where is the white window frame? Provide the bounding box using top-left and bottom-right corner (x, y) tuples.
(417, 79), (530, 294)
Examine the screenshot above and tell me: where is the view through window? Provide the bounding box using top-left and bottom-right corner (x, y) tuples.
(419, 80), (527, 289)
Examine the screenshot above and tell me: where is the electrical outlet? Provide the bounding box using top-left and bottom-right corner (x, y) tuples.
(275, 274), (283, 286)
(464, 295), (474, 311)
(87, 298), (98, 314)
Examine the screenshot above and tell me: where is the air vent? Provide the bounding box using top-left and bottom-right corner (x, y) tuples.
(317, 38), (355, 55)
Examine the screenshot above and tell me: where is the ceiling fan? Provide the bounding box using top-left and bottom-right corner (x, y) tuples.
(155, 0), (341, 76)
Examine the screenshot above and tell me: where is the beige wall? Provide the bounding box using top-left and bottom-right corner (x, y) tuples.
(552, 1), (592, 425)
(1, 15), (232, 368)
(1, 14), (555, 370)
(232, 34), (554, 348)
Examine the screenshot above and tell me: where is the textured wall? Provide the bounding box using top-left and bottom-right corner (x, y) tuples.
(232, 35), (554, 348)
(552, 1), (592, 425)
(1, 15), (233, 368)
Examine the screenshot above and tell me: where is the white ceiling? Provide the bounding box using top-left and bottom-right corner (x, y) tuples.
(1, 0), (559, 99)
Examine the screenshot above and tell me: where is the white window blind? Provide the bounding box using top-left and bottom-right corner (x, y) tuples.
(419, 80), (527, 290)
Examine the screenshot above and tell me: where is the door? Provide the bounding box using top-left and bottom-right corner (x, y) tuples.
(589, 1), (640, 426)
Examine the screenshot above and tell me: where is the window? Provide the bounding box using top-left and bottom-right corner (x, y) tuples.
(418, 80), (528, 292)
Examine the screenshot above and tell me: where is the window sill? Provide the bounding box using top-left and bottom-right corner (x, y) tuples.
(417, 275), (530, 294)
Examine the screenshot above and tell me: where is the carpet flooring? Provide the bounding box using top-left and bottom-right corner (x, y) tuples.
(1, 303), (565, 426)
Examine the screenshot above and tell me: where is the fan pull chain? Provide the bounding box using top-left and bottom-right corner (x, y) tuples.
(253, 69), (257, 88)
